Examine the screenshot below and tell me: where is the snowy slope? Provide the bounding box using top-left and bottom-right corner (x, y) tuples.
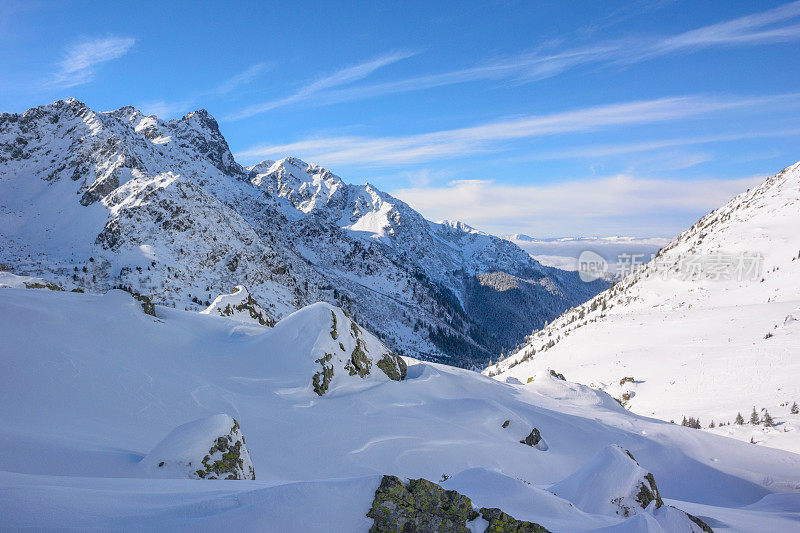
(1, 285), (799, 531)
(485, 161), (800, 453)
(0, 99), (606, 366)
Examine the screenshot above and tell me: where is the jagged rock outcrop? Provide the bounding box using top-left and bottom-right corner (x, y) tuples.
(202, 285), (274, 326)
(140, 414), (255, 480)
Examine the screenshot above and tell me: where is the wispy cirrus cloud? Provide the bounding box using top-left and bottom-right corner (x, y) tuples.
(641, 0), (800, 58)
(227, 3), (800, 117)
(236, 93), (800, 166)
(53, 36), (135, 87)
(226, 50), (416, 120)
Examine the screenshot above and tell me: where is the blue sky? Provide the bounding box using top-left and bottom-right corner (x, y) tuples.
(1, 0), (799, 238)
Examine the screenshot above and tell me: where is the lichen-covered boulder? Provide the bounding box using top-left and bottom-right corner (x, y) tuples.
(140, 414), (255, 480)
(366, 475), (479, 532)
(201, 285), (274, 326)
(376, 351), (407, 381)
(479, 507), (551, 533)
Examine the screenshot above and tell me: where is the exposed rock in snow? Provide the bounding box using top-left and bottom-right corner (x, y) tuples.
(366, 475), (479, 532)
(140, 414), (255, 480)
(520, 428), (545, 450)
(201, 285), (274, 326)
(479, 507), (550, 533)
(301, 304), (407, 395)
(549, 445), (662, 517)
(366, 475), (551, 533)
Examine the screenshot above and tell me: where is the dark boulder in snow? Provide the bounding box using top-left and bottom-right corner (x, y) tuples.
(366, 475), (551, 533)
(520, 428), (543, 448)
(140, 414), (255, 480)
(366, 475), (478, 532)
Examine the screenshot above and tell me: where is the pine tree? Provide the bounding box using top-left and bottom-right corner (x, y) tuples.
(750, 407), (760, 425)
(791, 402), (799, 415)
(709, 420), (715, 428)
(681, 416), (688, 426)
(735, 412), (744, 425)
(763, 410), (774, 427)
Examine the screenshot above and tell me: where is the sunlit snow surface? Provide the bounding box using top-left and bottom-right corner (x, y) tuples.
(1, 285), (799, 531)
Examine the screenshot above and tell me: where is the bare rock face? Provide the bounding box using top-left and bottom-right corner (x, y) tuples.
(140, 414), (255, 480)
(202, 285), (274, 326)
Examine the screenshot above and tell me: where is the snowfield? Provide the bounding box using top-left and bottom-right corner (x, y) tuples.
(486, 161), (800, 455)
(1, 283), (799, 531)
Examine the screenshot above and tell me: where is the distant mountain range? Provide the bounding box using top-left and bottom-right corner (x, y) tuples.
(0, 98), (606, 365)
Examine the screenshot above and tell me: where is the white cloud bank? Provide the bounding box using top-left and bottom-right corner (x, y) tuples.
(391, 173), (765, 237)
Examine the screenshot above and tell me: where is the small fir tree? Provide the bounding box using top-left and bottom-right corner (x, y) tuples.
(791, 402), (799, 415)
(735, 412), (744, 425)
(763, 410), (774, 427)
(750, 407), (760, 425)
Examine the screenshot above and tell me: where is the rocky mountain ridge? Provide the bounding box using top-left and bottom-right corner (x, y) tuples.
(0, 98), (605, 364)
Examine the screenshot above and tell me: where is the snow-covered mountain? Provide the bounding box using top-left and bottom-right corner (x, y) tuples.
(2, 282), (799, 530)
(0, 98), (606, 366)
(486, 161), (800, 452)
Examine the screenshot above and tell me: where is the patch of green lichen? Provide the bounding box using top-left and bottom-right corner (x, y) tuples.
(366, 475), (478, 533)
(480, 507), (551, 533)
(635, 473), (664, 509)
(193, 419), (252, 480)
(330, 311), (338, 339)
(313, 353), (334, 395)
(345, 339), (371, 378)
(376, 352), (407, 381)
